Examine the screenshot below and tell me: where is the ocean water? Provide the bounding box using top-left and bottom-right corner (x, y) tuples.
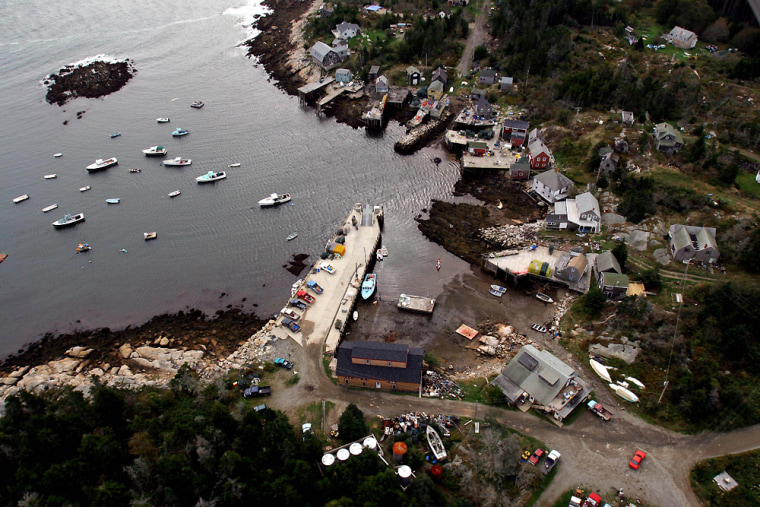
(0, 0), (474, 358)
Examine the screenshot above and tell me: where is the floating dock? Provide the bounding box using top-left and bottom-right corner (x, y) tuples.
(397, 294), (435, 315)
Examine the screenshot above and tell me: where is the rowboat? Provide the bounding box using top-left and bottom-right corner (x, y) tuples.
(44, 174), (57, 179)
(42, 204), (59, 213)
(168, 190), (181, 198)
(531, 324), (547, 333)
(144, 232), (157, 240)
(229, 163), (241, 168)
(590, 359), (612, 382)
(76, 243), (91, 253)
(609, 383), (639, 403)
(490, 285), (507, 297)
(53, 153), (63, 158)
(128, 168), (141, 173)
(536, 292), (554, 304)
(13, 195), (29, 203)
(286, 232), (298, 241)
(426, 425), (447, 461)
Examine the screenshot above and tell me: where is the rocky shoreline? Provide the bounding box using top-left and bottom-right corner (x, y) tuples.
(44, 59), (135, 106)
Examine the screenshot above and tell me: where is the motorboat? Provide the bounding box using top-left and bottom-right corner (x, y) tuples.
(76, 243), (91, 253)
(79, 186), (91, 192)
(52, 212), (85, 228)
(228, 163), (241, 168)
(171, 128), (189, 137)
(13, 195), (29, 203)
(490, 285), (507, 297)
(128, 168), (141, 173)
(163, 157), (191, 166)
(143, 146), (167, 156)
(286, 232), (298, 241)
(168, 190), (181, 198)
(86, 157), (118, 172)
(156, 118), (170, 123)
(196, 170), (226, 183)
(376, 249), (384, 261)
(190, 101), (204, 108)
(44, 174), (57, 179)
(106, 198), (120, 204)
(536, 292), (554, 304)
(609, 383), (639, 403)
(381, 246), (388, 257)
(53, 153), (63, 157)
(144, 232), (157, 240)
(361, 273), (376, 300)
(110, 132), (121, 138)
(42, 204), (58, 213)
(590, 359), (612, 383)
(258, 193), (291, 206)
(426, 425), (447, 461)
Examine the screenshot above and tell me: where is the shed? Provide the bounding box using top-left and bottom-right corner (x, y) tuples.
(335, 68), (353, 83)
(406, 66), (421, 86)
(368, 65), (380, 81)
(500, 76), (513, 91)
(376, 75), (389, 93)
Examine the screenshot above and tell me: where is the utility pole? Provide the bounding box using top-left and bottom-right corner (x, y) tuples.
(659, 260), (690, 404)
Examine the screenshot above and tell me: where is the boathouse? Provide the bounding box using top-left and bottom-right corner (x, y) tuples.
(336, 342), (423, 392)
(310, 41), (342, 69)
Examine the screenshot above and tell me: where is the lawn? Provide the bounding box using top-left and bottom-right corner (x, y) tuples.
(735, 172), (760, 198)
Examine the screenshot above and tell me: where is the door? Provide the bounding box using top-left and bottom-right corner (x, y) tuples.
(375, 382), (381, 389)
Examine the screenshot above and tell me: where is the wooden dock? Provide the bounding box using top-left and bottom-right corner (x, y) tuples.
(297, 77), (335, 104)
(397, 294), (436, 314)
(317, 88), (346, 110)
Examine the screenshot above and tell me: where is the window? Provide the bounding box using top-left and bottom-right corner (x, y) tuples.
(375, 382), (381, 389)
(345, 379), (349, 384)
(366, 359), (370, 365)
(362, 381), (366, 386)
(387, 361), (392, 367)
(392, 384), (397, 390)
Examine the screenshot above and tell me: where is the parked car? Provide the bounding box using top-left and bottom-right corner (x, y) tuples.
(274, 358), (293, 370)
(520, 449), (531, 462)
(243, 385), (271, 398)
(280, 307), (300, 320)
(282, 317), (300, 333)
(629, 450), (646, 470)
(306, 280), (324, 294)
(528, 448), (545, 465)
(296, 290), (315, 304)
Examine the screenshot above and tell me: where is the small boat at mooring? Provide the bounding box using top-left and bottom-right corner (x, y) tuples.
(53, 153), (63, 158)
(86, 157), (118, 172)
(171, 128), (189, 137)
(490, 285), (507, 297)
(52, 212), (85, 228)
(361, 273), (377, 300)
(196, 170), (226, 183)
(190, 101), (204, 108)
(168, 190), (181, 198)
(42, 204), (59, 213)
(258, 193), (292, 207)
(79, 186), (91, 192)
(426, 425), (447, 461)
(143, 146), (167, 156)
(286, 232), (298, 241)
(76, 243), (91, 253)
(129, 168), (141, 173)
(110, 132), (121, 138)
(163, 157), (191, 166)
(44, 174), (57, 179)
(144, 232), (157, 240)
(106, 198), (120, 204)
(228, 163), (241, 168)
(13, 194), (29, 204)
(436, 258), (441, 271)
(156, 118), (170, 123)
(536, 292), (554, 304)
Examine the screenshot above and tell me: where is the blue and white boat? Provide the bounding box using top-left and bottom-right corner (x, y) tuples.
(195, 170), (226, 183)
(110, 132), (121, 138)
(52, 212), (85, 228)
(106, 198), (120, 204)
(361, 273), (376, 300)
(172, 128), (189, 137)
(190, 101), (204, 109)
(489, 285), (507, 297)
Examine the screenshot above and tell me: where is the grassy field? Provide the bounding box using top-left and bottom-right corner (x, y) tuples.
(735, 173), (760, 198)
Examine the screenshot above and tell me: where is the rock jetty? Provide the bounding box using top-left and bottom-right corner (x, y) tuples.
(478, 222), (542, 248)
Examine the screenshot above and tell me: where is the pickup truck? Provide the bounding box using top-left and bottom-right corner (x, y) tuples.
(587, 400), (613, 421)
(243, 385), (271, 398)
(274, 358), (293, 370)
(306, 280), (324, 294)
(296, 290), (315, 304)
(282, 317), (300, 333)
(543, 450), (560, 474)
(288, 298), (307, 310)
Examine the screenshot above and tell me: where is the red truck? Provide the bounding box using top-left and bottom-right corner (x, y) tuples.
(296, 290), (315, 304)
(587, 400), (612, 421)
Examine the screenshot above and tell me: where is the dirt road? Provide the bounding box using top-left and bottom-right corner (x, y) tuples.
(456, 0), (492, 77)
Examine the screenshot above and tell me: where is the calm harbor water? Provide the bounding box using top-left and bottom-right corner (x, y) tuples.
(0, 0), (476, 358)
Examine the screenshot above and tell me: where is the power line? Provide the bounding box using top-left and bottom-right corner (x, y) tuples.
(659, 260), (690, 404)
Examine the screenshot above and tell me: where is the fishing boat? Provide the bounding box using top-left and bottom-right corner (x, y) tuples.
(228, 163), (241, 168)
(609, 383), (639, 403)
(86, 157), (118, 172)
(258, 193), (291, 206)
(361, 273), (377, 300)
(144, 232), (157, 240)
(536, 292), (554, 304)
(44, 174), (57, 179)
(376, 249), (384, 261)
(79, 186), (91, 192)
(195, 170), (226, 183)
(625, 377), (646, 390)
(590, 359), (612, 383)
(110, 132), (121, 138)
(156, 118), (170, 123)
(171, 128), (189, 137)
(286, 232), (298, 241)
(42, 204), (58, 213)
(129, 168), (141, 173)
(163, 157), (191, 166)
(13, 195), (29, 203)
(490, 285), (507, 297)
(52, 212), (85, 228)
(106, 198), (120, 204)
(426, 425), (447, 461)
(436, 258), (441, 271)
(53, 153), (63, 158)
(75, 243), (91, 253)
(381, 246), (388, 257)
(143, 146), (167, 156)
(168, 190), (181, 198)
(190, 101), (204, 108)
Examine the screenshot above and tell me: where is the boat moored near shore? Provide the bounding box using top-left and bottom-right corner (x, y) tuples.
(196, 170), (226, 183)
(52, 213), (85, 228)
(361, 273), (376, 300)
(86, 157), (118, 172)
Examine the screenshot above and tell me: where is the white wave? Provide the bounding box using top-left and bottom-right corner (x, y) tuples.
(223, 0), (271, 40)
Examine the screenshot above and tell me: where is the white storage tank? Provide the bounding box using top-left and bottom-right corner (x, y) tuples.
(398, 465), (413, 487)
(349, 443), (363, 456)
(362, 436), (377, 450)
(337, 448), (350, 462)
(321, 453), (335, 467)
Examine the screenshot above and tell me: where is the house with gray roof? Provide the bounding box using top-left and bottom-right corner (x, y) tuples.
(510, 158), (531, 180)
(331, 38), (349, 59)
(368, 65), (380, 81)
(336, 341), (423, 392)
(545, 192), (600, 233)
(555, 252), (588, 283)
(470, 87), (487, 101)
(528, 127), (541, 146)
(598, 272), (629, 300)
(669, 224), (720, 263)
(665, 26), (698, 49)
(335, 68), (353, 83)
(532, 169), (573, 203)
(492, 345), (590, 421)
(479, 68), (497, 85)
(332, 21), (361, 40)
(431, 67), (448, 88)
(654, 122), (684, 154)
(376, 75), (389, 93)
(599, 147), (620, 175)
(596, 250), (622, 274)
(475, 95), (492, 118)
(502, 119), (530, 147)
(500, 76), (513, 91)
(310, 41), (343, 69)
(427, 79), (444, 100)
(406, 66), (421, 86)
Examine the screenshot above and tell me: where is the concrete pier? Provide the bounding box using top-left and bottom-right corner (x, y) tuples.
(270, 204), (383, 356)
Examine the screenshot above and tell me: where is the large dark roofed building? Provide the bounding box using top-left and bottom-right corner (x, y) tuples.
(336, 341), (423, 392)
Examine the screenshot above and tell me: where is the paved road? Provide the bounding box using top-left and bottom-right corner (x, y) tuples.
(270, 338), (760, 506)
(456, 0), (491, 78)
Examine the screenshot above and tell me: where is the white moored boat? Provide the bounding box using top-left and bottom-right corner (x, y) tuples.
(258, 193), (291, 206)
(163, 157), (191, 166)
(43, 174), (57, 179)
(536, 292), (554, 304)
(168, 190), (181, 198)
(156, 118), (170, 123)
(426, 425), (447, 461)
(13, 195), (29, 203)
(196, 171), (226, 183)
(143, 146), (167, 156)
(590, 359), (612, 382)
(52, 212), (85, 228)
(86, 157), (118, 172)
(42, 204), (58, 213)
(144, 232), (157, 240)
(79, 186), (91, 192)
(609, 383), (639, 403)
